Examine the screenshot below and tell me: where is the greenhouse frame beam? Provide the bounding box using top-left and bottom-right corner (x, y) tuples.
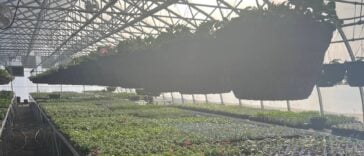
(128, 0), (198, 29)
(0, 0), (78, 59)
(56, 0), (163, 60)
(3, 26), (96, 31)
(341, 15), (364, 21)
(56, 2), (150, 61)
(0, 48), (65, 53)
(0, 32), (71, 37)
(7, 5), (136, 15)
(35, 0), (178, 69)
(331, 37), (364, 44)
(24, 0), (49, 63)
(187, 2), (217, 21)
(8, 2), (244, 16)
(337, 26), (364, 122)
(34, 0), (118, 68)
(341, 21), (364, 27)
(218, 0), (241, 15)
(5, 25), (157, 34)
(334, 0), (364, 5)
(1, 0), (253, 63)
(162, 5), (198, 28)
(78, 0), (177, 53)
(15, 15), (209, 24)
(102, 0), (165, 33)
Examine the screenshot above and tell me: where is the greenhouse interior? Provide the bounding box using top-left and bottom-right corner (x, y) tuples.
(1, 0), (364, 155)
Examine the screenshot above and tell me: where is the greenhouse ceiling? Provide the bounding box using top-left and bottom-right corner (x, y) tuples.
(0, 0), (362, 68)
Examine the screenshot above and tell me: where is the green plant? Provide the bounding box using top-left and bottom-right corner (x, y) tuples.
(0, 91), (13, 122)
(127, 95), (140, 101)
(0, 69), (12, 84)
(49, 93), (61, 100)
(288, 0), (339, 23)
(36, 92), (364, 155)
(310, 117), (328, 130)
(178, 104), (356, 129)
(106, 86), (116, 92)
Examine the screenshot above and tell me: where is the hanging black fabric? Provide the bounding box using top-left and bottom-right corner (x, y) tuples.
(216, 14), (334, 100)
(346, 61), (364, 87)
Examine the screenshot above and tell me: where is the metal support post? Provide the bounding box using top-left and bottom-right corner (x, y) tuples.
(260, 100), (264, 110)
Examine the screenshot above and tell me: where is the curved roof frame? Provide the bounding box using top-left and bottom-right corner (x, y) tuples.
(0, 0), (363, 68)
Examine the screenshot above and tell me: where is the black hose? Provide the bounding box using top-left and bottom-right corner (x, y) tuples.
(1, 0), (21, 30)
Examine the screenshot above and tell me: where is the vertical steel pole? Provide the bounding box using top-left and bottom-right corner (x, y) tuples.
(162, 93), (166, 105)
(10, 81), (13, 93)
(171, 92), (175, 104)
(337, 27), (364, 121)
(360, 89), (364, 121)
(220, 93), (224, 105)
(205, 94), (208, 103)
(286, 100), (291, 111)
(180, 94), (184, 104)
(192, 94), (196, 104)
(59, 84), (63, 99)
(316, 86), (325, 117)
(36, 70), (39, 93)
(35, 57), (40, 93)
(239, 99), (242, 106)
(260, 100), (264, 110)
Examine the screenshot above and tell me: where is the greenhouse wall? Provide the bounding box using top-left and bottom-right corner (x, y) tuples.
(160, 88), (364, 122)
(0, 68), (362, 121)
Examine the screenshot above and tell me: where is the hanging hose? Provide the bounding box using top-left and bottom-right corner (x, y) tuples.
(0, 0), (21, 30)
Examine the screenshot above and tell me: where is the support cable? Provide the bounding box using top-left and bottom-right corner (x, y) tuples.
(361, 0), (363, 21)
(353, 3), (357, 39)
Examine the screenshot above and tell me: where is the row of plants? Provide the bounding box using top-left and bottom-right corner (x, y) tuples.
(36, 92), (364, 155)
(32, 91), (140, 102)
(316, 58), (364, 87)
(332, 123), (364, 139)
(32, 90), (154, 105)
(175, 103), (356, 130)
(0, 69), (13, 85)
(0, 91), (13, 122)
(31, 1), (337, 100)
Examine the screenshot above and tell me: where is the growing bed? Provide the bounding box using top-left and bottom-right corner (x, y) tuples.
(176, 103), (355, 129)
(0, 91), (13, 122)
(33, 92), (364, 155)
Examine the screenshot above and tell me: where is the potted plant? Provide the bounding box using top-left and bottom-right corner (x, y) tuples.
(142, 23), (231, 94)
(106, 86), (116, 92)
(135, 89), (160, 97)
(0, 69), (13, 84)
(216, 1), (337, 100)
(346, 57), (364, 87)
(317, 59), (347, 87)
(310, 116), (328, 130)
